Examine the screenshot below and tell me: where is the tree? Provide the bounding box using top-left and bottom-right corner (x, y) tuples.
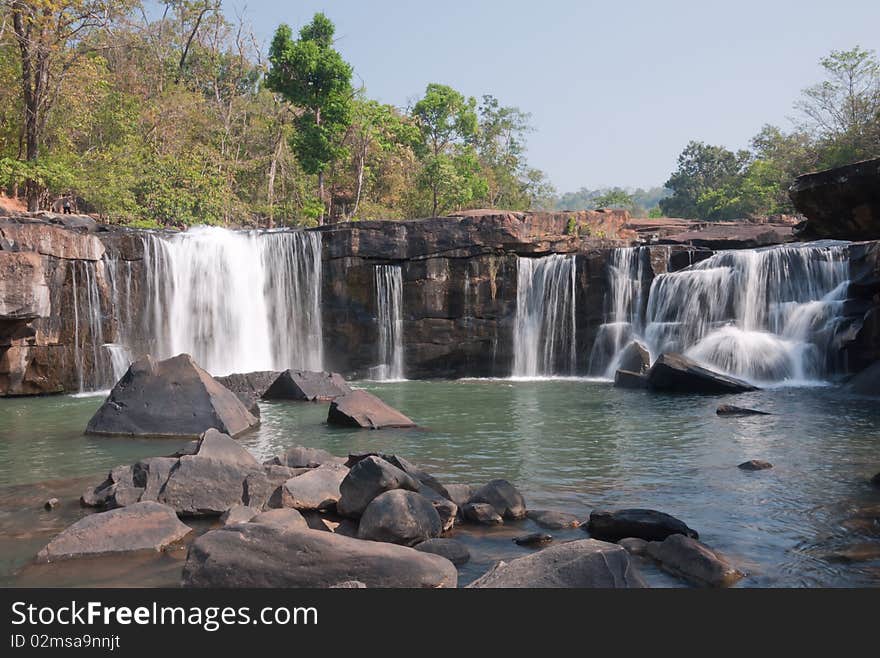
(266, 13), (353, 224)
(411, 83), (480, 216)
(659, 141), (750, 219)
(591, 188), (636, 211)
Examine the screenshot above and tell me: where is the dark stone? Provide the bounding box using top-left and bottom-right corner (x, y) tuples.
(192, 428), (260, 468)
(587, 508), (699, 542)
(249, 508), (309, 532)
(134, 457), (179, 502)
(220, 505), (260, 526)
(614, 369), (648, 389)
(462, 502), (503, 525)
(37, 501), (191, 562)
(444, 484), (475, 507)
(81, 464), (143, 509)
(617, 537), (649, 556)
(514, 532), (553, 547)
(358, 489), (443, 546)
(345, 452), (449, 499)
(158, 454), (260, 517)
(646, 534), (745, 587)
(214, 371), (280, 399)
(428, 496), (458, 532)
(468, 479), (526, 519)
(717, 404), (770, 416)
(467, 539), (647, 588)
(327, 390), (416, 429)
(281, 463), (348, 511)
(336, 455), (420, 518)
(847, 361), (880, 397)
(262, 369), (352, 401)
(738, 460), (773, 471)
(872, 473), (880, 488)
(182, 524), (458, 588)
(415, 538), (470, 565)
(618, 341), (650, 374)
(267, 446), (342, 469)
(243, 465), (306, 510)
(526, 510), (583, 529)
(85, 354), (259, 438)
(646, 353), (758, 394)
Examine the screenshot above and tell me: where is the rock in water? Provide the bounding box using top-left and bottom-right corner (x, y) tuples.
(182, 524), (458, 588)
(444, 484), (475, 507)
(415, 538), (470, 565)
(717, 404), (770, 416)
(646, 534), (745, 587)
(262, 370), (352, 401)
(44, 498), (59, 511)
(847, 361), (880, 397)
(214, 371), (280, 399)
(266, 446), (342, 468)
(738, 460), (773, 471)
(872, 472), (880, 488)
(618, 340), (651, 374)
(468, 479), (527, 519)
(646, 353), (758, 394)
(281, 463), (348, 511)
(467, 539), (647, 588)
(614, 369), (648, 389)
(37, 502), (191, 562)
(462, 502), (503, 525)
(358, 490), (443, 546)
(514, 533), (553, 547)
(336, 455), (420, 517)
(85, 354), (259, 438)
(327, 390), (416, 429)
(588, 509), (699, 542)
(526, 510), (583, 529)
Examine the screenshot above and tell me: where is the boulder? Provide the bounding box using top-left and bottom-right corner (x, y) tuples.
(281, 463), (348, 511)
(444, 484), (475, 507)
(220, 505), (260, 526)
(717, 404), (770, 416)
(872, 472), (880, 488)
(847, 361), (880, 397)
(618, 537), (649, 556)
(336, 455), (420, 518)
(646, 353), (758, 394)
(738, 460), (773, 471)
(346, 453), (449, 499)
(358, 490), (443, 546)
(85, 354), (259, 438)
(618, 341), (651, 374)
(134, 457), (179, 502)
(467, 539), (647, 588)
(249, 508), (309, 532)
(37, 502), (191, 562)
(415, 538), (470, 566)
(44, 498), (59, 511)
(214, 371), (280, 399)
(243, 464), (307, 510)
(182, 524), (458, 588)
(468, 479), (526, 519)
(646, 534), (745, 587)
(158, 455), (257, 517)
(81, 464), (142, 509)
(327, 390), (416, 429)
(614, 369), (648, 389)
(262, 369), (352, 401)
(514, 532), (553, 547)
(429, 496), (458, 532)
(527, 509), (583, 529)
(587, 509), (699, 542)
(267, 446), (342, 468)
(462, 502), (503, 525)
(192, 429), (260, 468)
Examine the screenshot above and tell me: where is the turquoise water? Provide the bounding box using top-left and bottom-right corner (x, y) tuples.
(1, 380), (879, 587)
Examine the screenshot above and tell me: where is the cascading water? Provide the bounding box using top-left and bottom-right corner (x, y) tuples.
(141, 226), (323, 376)
(512, 254), (577, 378)
(70, 260), (113, 392)
(374, 264), (404, 380)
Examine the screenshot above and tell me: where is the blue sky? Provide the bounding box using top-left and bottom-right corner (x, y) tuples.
(226, 0), (880, 192)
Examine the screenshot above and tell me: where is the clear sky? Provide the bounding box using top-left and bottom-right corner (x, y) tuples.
(227, 0), (880, 192)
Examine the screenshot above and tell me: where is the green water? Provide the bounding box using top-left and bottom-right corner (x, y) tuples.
(1, 380), (879, 587)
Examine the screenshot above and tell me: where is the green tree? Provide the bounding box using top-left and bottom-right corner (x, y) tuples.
(592, 188), (636, 211)
(266, 13), (353, 224)
(659, 141), (750, 219)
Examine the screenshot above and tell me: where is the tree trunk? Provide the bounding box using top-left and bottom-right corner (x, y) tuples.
(351, 142), (366, 218)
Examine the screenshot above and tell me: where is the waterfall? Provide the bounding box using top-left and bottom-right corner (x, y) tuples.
(374, 264), (404, 380)
(512, 254), (577, 378)
(70, 260), (112, 392)
(141, 226), (323, 376)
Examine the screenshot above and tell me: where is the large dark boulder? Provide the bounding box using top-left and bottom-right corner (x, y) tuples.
(358, 490), (444, 546)
(646, 534), (745, 587)
(214, 371), (280, 399)
(37, 502), (191, 562)
(462, 502), (503, 525)
(618, 341), (651, 374)
(588, 509), (699, 542)
(262, 369), (352, 401)
(327, 390), (416, 429)
(336, 455), (420, 517)
(789, 157), (880, 240)
(847, 361), (880, 397)
(468, 479), (527, 519)
(467, 539), (647, 588)
(243, 464), (306, 510)
(182, 524), (458, 588)
(85, 354), (259, 438)
(281, 463), (348, 511)
(646, 353), (758, 394)
(346, 452), (449, 498)
(614, 369), (648, 389)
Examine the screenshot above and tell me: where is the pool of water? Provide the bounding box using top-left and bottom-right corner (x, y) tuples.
(1, 379), (879, 587)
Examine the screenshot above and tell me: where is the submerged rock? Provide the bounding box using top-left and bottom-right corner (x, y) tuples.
(358, 490), (443, 546)
(738, 459), (773, 471)
(182, 524), (458, 588)
(847, 361), (880, 397)
(327, 390), (416, 429)
(462, 502), (503, 525)
(37, 502), (191, 562)
(646, 534), (745, 587)
(85, 354), (259, 438)
(468, 479), (526, 520)
(44, 498), (59, 511)
(262, 369), (352, 401)
(514, 532), (553, 547)
(646, 353), (758, 394)
(717, 404), (770, 416)
(527, 509), (583, 529)
(415, 538), (470, 565)
(587, 508), (699, 542)
(467, 539), (647, 588)
(336, 455), (420, 518)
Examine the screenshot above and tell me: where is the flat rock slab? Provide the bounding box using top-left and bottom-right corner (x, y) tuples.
(467, 539), (647, 588)
(85, 354), (259, 438)
(182, 524), (458, 588)
(281, 464), (348, 511)
(327, 390), (416, 429)
(37, 502), (191, 562)
(588, 508), (699, 542)
(194, 429), (260, 468)
(262, 370), (352, 401)
(646, 353), (758, 394)
(527, 509), (583, 529)
(646, 534), (745, 587)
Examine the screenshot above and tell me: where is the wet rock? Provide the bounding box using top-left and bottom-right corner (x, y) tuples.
(182, 524), (458, 588)
(429, 496), (458, 532)
(134, 457), (179, 502)
(358, 490), (443, 546)
(618, 341), (651, 374)
(618, 537), (649, 556)
(587, 508), (699, 542)
(462, 502), (503, 525)
(646, 353), (758, 394)
(467, 539), (647, 588)
(262, 369), (352, 401)
(336, 455), (420, 518)
(44, 498), (59, 511)
(872, 472), (880, 488)
(214, 371), (280, 400)
(847, 361), (880, 397)
(327, 390), (416, 429)
(468, 479), (526, 520)
(81, 464), (143, 509)
(85, 354), (259, 438)
(646, 534), (745, 587)
(738, 460), (773, 471)
(220, 505), (260, 526)
(415, 538), (470, 565)
(444, 484), (475, 507)
(527, 509), (583, 529)
(281, 463), (348, 511)
(249, 508), (309, 532)
(614, 369), (648, 389)
(37, 502), (191, 562)
(717, 404), (770, 416)
(514, 532), (553, 547)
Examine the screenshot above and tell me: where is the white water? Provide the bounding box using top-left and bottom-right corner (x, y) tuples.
(140, 226), (323, 376)
(374, 265), (404, 381)
(512, 254), (577, 378)
(69, 260), (113, 392)
(594, 242), (851, 385)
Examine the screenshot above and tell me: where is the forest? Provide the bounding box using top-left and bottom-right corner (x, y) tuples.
(1, 2), (878, 227)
